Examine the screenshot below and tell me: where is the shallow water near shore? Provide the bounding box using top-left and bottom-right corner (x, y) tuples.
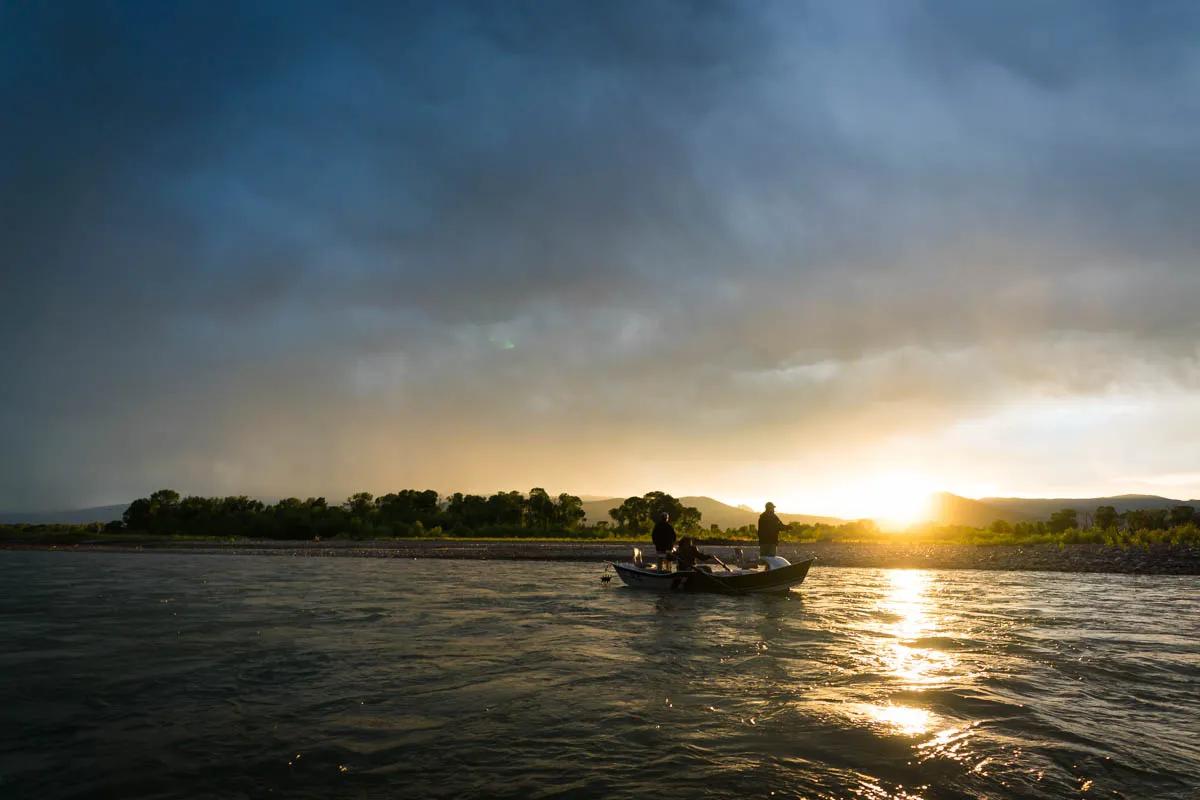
(1, 552), (1198, 799)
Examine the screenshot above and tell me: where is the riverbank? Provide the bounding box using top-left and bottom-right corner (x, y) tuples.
(3, 537), (1198, 574)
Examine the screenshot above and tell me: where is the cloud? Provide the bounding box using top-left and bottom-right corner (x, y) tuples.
(3, 1), (1200, 508)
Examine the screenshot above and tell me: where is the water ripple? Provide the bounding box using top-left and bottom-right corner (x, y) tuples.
(0, 553), (1198, 798)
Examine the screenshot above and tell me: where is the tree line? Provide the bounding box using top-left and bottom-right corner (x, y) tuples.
(607, 491), (702, 533)
(991, 504), (1198, 535)
(9, 492), (1195, 547)
(111, 488), (703, 540)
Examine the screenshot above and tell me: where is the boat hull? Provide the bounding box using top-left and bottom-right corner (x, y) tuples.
(611, 562), (693, 591)
(685, 558), (812, 595)
(611, 558), (813, 595)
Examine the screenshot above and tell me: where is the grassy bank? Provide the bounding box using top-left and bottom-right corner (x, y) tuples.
(4, 520), (1199, 550)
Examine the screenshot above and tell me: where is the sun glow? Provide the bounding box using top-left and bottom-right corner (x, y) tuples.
(807, 470), (936, 528)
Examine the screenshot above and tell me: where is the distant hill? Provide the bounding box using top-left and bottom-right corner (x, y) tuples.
(0, 504), (127, 525)
(581, 495), (844, 529)
(927, 493), (1033, 527)
(980, 494), (1199, 519)
(924, 492), (1200, 526)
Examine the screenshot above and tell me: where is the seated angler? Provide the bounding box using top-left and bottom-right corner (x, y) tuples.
(675, 536), (717, 572)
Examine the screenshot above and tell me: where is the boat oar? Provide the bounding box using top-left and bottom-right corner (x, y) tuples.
(709, 554), (733, 572)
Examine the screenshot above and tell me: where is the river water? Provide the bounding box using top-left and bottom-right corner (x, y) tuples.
(1, 552), (1197, 799)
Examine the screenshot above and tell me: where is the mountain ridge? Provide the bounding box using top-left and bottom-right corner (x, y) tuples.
(0, 504), (128, 525)
(580, 496), (845, 529)
(979, 494), (1199, 519)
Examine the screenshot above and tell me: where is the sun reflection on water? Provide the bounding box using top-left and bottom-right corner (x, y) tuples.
(863, 703), (933, 736)
(858, 569), (974, 754)
(879, 570), (955, 686)
(883, 569), (930, 640)
(916, 723), (978, 763)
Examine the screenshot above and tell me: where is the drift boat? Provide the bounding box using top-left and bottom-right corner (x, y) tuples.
(610, 552), (813, 595)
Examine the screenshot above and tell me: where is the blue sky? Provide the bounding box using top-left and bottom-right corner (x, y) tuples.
(3, 1), (1200, 513)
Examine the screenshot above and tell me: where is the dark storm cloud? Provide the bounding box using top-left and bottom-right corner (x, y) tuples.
(3, 1), (1200, 507)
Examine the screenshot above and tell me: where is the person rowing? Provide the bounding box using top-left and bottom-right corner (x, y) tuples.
(675, 536), (717, 572)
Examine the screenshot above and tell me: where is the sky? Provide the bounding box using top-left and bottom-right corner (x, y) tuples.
(3, 1), (1200, 517)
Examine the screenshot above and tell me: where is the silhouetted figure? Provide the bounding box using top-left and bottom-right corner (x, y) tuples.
(651, 511), (677, 569)
(757, 501), (786, 558)
(675, 536), (716, 571)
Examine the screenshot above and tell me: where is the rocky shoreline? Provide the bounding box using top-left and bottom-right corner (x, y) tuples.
(4, 538), (1199, 574)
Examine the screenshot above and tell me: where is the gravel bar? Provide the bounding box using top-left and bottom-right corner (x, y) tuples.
(5, 538), (1198, 574)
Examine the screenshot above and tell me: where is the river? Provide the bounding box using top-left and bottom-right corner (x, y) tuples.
(1, 552), (1197, 798)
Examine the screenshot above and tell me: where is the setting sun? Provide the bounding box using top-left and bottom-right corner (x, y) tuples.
(865, 473), (936, 528)
(774, 471), (936, 528)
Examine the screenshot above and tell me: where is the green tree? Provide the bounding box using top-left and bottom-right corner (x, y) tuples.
(122, 498), (151, 530)
(447, 492), (489, 529)
(147, 489), (183, 533)
(641, 491), (677, 523)
(1094, 506), (1118, 530)
(343, 492), (375, 518)
(486, 491), (526, 527)
(527, 488), (556, 529)
(609, 496), (650, 532)
(1169, 505), (1195, 526)
(554, 493), (586, 529)
(675, 504), (702, 534)
(1048, 508), (1078, 534)
(176, 495), (217, 535)
(149, 488), (180, 510)
(608, 492), (701, 534)
(219, 496), (265, 536)
(1124, 508), (1168, 531)
(272, 497), (317, 540)
(377, 490), (440, 527)
(1145, 509), (1169, 530)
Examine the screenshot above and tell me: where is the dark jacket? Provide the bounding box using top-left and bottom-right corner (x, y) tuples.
(651, 520), (677, 553)
(757, 510), (785, 557)
(757, 510), (786, 540)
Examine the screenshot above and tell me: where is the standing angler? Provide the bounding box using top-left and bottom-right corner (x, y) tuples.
(757, 501), (786, 558)
(651, 511), (677, 570)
